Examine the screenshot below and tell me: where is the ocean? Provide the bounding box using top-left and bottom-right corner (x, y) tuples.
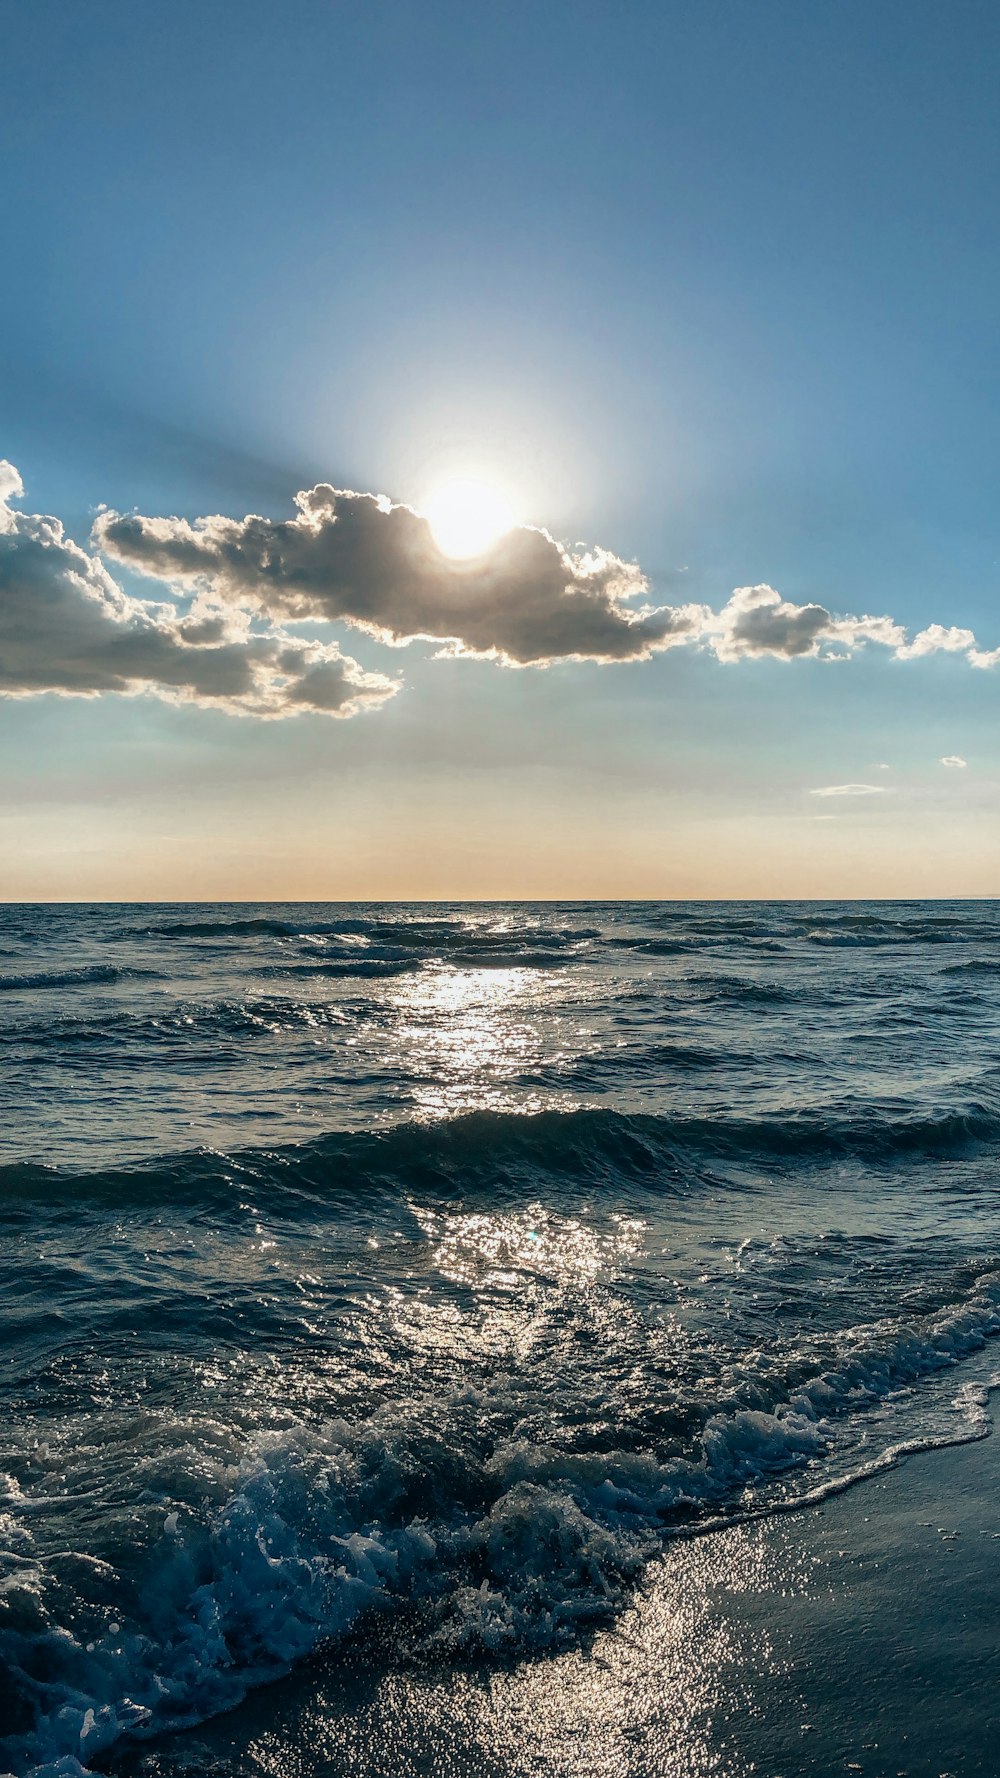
(2, 899), (999, 1777)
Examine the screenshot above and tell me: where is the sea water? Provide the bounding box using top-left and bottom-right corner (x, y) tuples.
(1, 900), (999, 1776)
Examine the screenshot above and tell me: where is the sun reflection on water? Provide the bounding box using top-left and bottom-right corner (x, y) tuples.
(387, 965), (579, 1121)
(411, 1203), (647, 1290)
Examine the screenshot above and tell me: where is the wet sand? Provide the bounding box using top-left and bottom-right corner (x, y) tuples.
(112, 1416), (1000, 1778)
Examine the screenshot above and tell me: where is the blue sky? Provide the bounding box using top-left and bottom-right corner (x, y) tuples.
(1, 0), (998, 897)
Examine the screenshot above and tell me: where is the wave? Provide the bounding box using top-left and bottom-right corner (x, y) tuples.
(616, 903), (994, 944)
(0, 996), (366, 1054)
(137, 913), (596, 949)
(265, 950), (577, 977)
(0, 1109), (705, 1218)
(607, 936), (703, 956)
(4, 1277), (1000, 1776)
(680, 973), (802, 1005)
(439, 950), (580, 968)
(608, 933), (790, 957)
(5, 1094), (1000, 1223)
(545, 1040), (759, 1083)
(804, 927), (966, 949)
(142, 914), (310, 939)
(130, 910), (985, 959)
(263, 957), (422, 979)
(0, 964), (158, 993)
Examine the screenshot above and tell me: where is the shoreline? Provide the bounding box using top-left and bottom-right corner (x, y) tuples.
(110, 1389), (1000, 1778)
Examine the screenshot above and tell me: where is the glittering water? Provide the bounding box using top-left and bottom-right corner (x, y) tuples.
(2, 900), (1000, 1776)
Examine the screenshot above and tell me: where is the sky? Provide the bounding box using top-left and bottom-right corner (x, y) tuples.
(1, 0), (998, 900)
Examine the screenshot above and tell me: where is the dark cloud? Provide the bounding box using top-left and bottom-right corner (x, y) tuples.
(95, 492), (1000, 674)
(0, 464), (398, 719)
(94, 485), (705, 665)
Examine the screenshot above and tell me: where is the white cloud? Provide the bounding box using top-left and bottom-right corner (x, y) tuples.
(0, 461), (24, 504)
(0, 464), (399, 719)
(940, 755), (968, 768)
(809, 783), (892, 797)
(895, 624), (977, 660)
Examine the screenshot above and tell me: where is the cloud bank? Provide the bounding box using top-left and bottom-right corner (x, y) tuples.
(0, 465), (399, 719)
(1, 462), (997, 723)
(96, 485), (1000, 677)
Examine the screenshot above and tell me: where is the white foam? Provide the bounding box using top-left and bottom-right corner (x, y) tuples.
(6, 1280), (1000, 1776)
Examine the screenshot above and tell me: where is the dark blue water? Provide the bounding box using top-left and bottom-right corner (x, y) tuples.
(2, 901), (1000, 1777)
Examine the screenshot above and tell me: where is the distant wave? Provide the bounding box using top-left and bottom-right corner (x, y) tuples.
(804, 927), (964, 948)
(146, 914), (307, 937)
(263, 957), (423, 979)
(541, 1040), (760, 1082)
(682, 973), (802, 1005)
(0, 995), (361, 1051)
(0, 963), (158, 992)
(138, 913), (595, 946)
(264, 952), (578, 977)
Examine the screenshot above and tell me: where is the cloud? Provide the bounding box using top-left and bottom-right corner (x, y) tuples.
(940, 755), (968, 768)
(0, 464), (399, 719)
(5, 466), (998, 730)
(95, 486), (705, 667)
(707, 584), (906, 662)
(703, 586), (1000, 671)
(809, 783), (892, 797)
(0, 461), (24, 504)
(702, 586), (1000, 671)
(895, 624), (976, 660)
(96, 487), (1000, 679)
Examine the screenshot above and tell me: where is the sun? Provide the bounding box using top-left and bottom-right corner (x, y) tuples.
(424, 477), (516, 560)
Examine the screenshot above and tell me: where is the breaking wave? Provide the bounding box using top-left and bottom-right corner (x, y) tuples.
(4, 1264), (999, 1776)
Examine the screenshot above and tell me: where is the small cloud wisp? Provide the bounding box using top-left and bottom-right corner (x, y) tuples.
(809, 784), (892, 798)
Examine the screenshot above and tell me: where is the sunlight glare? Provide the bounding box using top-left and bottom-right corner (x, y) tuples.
(425, 477), (517, 559)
